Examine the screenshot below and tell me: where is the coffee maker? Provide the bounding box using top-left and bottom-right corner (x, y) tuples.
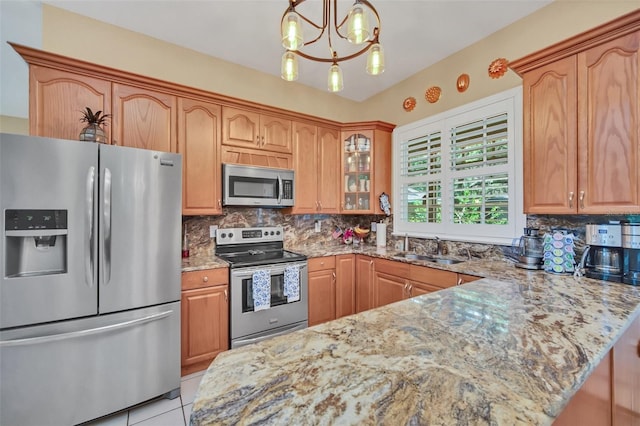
(622, 223), (640, 286)
(582, 223), (624, 282)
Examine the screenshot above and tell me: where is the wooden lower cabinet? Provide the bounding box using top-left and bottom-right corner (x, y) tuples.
(335, 254), (356, 318)
(181, 269), (229, 376)
(308, 256), (336, 326)
(555, 314), (640, 425)
(613, 314), (640, 425)
(355, 255), (375, 313)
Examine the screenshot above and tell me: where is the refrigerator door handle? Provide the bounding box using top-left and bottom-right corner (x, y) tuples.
(0, 310), (173, 347)
(103, 167), (112, 285)
(85, 166), (96, 288)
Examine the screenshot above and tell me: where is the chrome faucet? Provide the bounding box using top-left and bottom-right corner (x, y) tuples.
(434, 236), (443, 255)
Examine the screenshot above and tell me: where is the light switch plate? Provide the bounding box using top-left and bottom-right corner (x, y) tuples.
(210, 225), (218, 238)
(371, 222), (377, 232)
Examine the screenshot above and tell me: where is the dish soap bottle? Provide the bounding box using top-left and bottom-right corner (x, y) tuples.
(182, 225), (190, 258)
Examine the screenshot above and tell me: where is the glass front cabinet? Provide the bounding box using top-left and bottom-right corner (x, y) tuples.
(341, 124), (393, 214)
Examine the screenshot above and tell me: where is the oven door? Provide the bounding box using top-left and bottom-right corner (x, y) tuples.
(230, 261), (308, 342)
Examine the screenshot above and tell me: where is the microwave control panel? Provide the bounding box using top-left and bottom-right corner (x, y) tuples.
(283, 180), (293, 200)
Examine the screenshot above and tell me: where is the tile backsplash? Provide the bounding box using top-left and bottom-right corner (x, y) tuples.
(183, 210), (640, 260)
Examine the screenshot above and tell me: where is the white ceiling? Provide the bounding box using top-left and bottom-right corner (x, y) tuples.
(42, 0), (553, 102)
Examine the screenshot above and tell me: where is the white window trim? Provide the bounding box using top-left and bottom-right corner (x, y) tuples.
(392, 87), (525, 246)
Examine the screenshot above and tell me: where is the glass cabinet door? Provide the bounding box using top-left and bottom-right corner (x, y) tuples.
(343, 132), (372, 213)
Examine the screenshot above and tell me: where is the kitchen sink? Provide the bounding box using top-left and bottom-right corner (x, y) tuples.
(397, 253), (464, 265)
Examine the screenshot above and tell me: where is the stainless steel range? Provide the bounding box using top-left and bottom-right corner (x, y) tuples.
(215, 226), (308, 348)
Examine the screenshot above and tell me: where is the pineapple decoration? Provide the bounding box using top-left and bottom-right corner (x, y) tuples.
(79, 107), (110, 143)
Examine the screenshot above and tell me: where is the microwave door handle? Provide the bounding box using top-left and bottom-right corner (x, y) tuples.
(277, 175), (283, 205)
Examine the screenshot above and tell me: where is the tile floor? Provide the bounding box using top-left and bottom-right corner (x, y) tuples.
(85, 370), (206, 426)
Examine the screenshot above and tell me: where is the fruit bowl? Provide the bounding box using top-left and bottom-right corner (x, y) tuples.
(354, 226), (370, 239)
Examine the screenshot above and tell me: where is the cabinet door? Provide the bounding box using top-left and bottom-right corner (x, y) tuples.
(371, 128), (392, 215)
(355, 255), (374, 313)
(554, 352), (612, 426)
(29, 66), (111, 142)
(261, 114), (292, 154)
(335, 254), (355, 318)
(374, 271), (407, 307)
(178, 98), (222, 215)
(220, 146), (292, 168)
(577, 31), (640, 213)
(308, 269), (336, 326)
(522, 56), (578, 214)
(221, 106), (260, 149)
(291, 122), (319, 214)
(458, 273), (480, 285)
(317, 127), (341, 213)
(342, 131), (373, 213)
(112, 83), (177, 152)
(613, 314), (640, 425)
(181, 285), (229, 375)
(410, 281), (442, 297)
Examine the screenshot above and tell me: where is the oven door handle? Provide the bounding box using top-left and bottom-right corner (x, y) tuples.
(231, 263), (307, 279)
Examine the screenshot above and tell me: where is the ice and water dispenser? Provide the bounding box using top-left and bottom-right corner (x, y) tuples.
(4, 209), (68, 278)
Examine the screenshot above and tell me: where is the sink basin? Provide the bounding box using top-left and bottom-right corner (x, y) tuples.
(397, 253), (464, 265)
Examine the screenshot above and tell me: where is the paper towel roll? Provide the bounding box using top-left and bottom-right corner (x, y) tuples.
(377, 223), (387, 248)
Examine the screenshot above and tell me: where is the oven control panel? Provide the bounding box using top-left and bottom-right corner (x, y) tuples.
(216, 226), (284, 245)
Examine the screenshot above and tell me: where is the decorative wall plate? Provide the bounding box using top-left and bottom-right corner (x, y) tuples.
(425, 86), (441, 103)
(456, 74), (470, 92)
(488, 58), (509, 79)
(402, 97), (416, 112)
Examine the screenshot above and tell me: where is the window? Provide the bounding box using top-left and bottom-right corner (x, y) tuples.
(393, 87), (524, 245)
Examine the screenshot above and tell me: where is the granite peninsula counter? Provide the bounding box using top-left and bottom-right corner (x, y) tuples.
(189, 245), (640, 425)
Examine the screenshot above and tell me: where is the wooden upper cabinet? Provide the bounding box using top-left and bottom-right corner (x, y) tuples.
(222, 106), (292, 154)
(577, 31), (640, 213)
(512, 13), (640, 214)
(112, 83), (177, 152)
(29, 66), (111, 142)
(178, 98), (222, 215)
(522, 56), (578, 214)
(291, 122), (340, 214)
(291, 121), (319, 214)
(317, 127), (341, 213)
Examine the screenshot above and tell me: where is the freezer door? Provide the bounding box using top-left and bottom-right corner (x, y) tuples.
(98, 144), (182, 313)
(0, 302), (180, 425)
(0, 134), (99, 329)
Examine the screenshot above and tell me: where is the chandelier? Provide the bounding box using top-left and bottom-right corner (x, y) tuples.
(280, 0), (385, 92)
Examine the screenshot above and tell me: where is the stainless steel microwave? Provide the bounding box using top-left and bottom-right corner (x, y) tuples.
(222, 164), (295, 207)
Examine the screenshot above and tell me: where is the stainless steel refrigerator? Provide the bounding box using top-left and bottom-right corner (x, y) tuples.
(0, 133), (182, 425)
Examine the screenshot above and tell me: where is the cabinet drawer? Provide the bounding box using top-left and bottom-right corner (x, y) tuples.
(409, 264), (457, 288)
(374, 257), (410, 277)
(182, 268), (228, 290)
(308, 256), (336, 272)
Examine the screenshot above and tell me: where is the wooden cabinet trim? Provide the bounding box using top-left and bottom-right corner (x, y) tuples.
(510, 10), (640, 75)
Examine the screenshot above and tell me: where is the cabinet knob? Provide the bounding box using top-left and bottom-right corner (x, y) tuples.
(218, 199), (222, 207)
(261, 136), (265, 146)
(224, 289), (228, 302)
(579, 191), (585, 209)
(202, 276), (209, 283)
(568, 191), (574, 208)
(332, 272), (336, 281)
(457, 278), (462, 286)
(318, 201), (322, 210)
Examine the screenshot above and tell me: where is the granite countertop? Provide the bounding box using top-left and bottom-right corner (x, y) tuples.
(189, 244), (640, 425)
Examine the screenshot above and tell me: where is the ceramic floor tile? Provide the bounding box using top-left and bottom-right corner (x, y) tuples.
(180, 376), (203, 405)
(129, 407), (185, 426)
(127, 397), (182, 425)
(180, 369), (206, 382)
(182, 403), (193, 425)
(85, 411), (128, 426)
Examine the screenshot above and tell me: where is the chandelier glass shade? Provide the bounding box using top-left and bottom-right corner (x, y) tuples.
(280, 0), (384, 92)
